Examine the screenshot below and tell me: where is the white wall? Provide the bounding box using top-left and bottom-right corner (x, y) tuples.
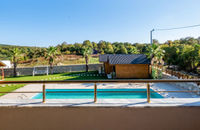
(0, 60), (12, 68)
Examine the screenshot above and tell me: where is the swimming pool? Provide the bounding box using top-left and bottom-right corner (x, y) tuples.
(32, 89), (163, 99)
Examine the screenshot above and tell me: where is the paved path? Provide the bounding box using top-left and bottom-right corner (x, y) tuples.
(151, 83), (199, 98)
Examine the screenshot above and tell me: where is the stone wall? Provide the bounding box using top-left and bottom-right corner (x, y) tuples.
(0, 64), (102, 77)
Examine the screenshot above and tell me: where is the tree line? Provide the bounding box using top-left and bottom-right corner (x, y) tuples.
(0, 36), (200, 76)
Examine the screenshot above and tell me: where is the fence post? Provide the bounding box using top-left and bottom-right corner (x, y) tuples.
(94, 83), (97, 103)
(1, 68), (4, 80)
(147, 83), (150, 103)
(43, 84), (46, 103)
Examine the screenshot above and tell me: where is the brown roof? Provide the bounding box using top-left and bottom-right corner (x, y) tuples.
(0, 61), (6, 67)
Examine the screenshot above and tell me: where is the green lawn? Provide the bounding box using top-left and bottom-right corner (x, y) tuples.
(0, 71), (107, 97)
(5, 71), (107, 81)
(0, 84), (25, 96)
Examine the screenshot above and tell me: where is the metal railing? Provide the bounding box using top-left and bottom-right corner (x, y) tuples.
(0, 79), (200, 103)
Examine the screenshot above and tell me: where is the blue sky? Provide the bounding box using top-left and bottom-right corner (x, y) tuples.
(0, 0), (200, 47)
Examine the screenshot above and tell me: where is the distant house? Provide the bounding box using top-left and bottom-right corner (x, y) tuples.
(0, 61), (7, 80)
(0, 61), (6, 68)
(99, 54), (151, 79)
(0, 60), (12, 68)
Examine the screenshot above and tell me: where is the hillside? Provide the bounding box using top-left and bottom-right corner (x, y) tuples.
(0, 44), (42, 60)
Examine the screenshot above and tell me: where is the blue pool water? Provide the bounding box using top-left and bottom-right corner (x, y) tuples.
(32, 89), (163, 99)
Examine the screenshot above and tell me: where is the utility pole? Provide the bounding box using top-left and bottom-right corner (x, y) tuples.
(149, 24), (200, 44)
(150, 29), (155, 44)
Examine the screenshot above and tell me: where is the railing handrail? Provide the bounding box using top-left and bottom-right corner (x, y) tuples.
(0, 79), (199, 84)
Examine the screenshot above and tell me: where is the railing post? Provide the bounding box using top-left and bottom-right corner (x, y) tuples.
(43, 84), (46, 103)
(197, 83), (200, 95)
(94, 83), (97, 103)
(147, 83), (150, 103)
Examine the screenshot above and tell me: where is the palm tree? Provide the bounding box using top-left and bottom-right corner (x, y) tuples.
(82, 46), (93, 72)
(10, 48), (21, 77)
(147, 44), (158, 59)
(147, 43), (165, 65)
(45, 46), (58, 74)
(147, 43), (165, 78)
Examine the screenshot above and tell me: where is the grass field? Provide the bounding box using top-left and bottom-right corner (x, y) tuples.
(1, 71), (107, 97)
(0, 84), (25, 96)
(5, 71), (107, 81)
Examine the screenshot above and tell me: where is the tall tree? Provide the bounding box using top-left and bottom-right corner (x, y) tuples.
(45, 46), (58, 74)
(92, 42), (98, 50)
(83, 40), (93, 48)
(82, 46), (93, 72)
(74, 43), (82, 55)
(126, 45), (139, 54)
(10, 48), (21, 77)
(98, 40), (106, 54)
(180, 37), (198, 45)
(116, 45), (128, 54)
(105, 43), (114, 54)
(134, 43), (146, 53)
(161, 44), (179, 66)
(178, 44), (200, 72)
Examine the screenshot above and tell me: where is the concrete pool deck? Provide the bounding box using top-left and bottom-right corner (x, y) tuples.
(0, 83), (200, 107)
(1, 98), (200, 107)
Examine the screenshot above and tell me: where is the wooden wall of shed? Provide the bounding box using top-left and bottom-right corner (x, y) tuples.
(149, 65), (152, 76)
(104, 62), (113, 74)
(115, 64), (150, 79)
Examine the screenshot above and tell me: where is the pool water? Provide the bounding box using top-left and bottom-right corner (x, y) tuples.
(32, 89), (163, 99)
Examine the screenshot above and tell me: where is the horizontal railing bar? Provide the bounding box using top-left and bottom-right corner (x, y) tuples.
(0, 91), (42, 93)
(153, 91), (199, 93)
(44, 91), (200, 93)
(46, 91), (148, 93)
(0, 79), (200, 84)
(0, 90), (198, 93)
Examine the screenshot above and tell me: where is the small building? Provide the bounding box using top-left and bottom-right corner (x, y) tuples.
(0, 60), (12, 68)
(0, 61), (6, 80)
(0, 61), (6, 68)
(99, 54), (151, 79)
